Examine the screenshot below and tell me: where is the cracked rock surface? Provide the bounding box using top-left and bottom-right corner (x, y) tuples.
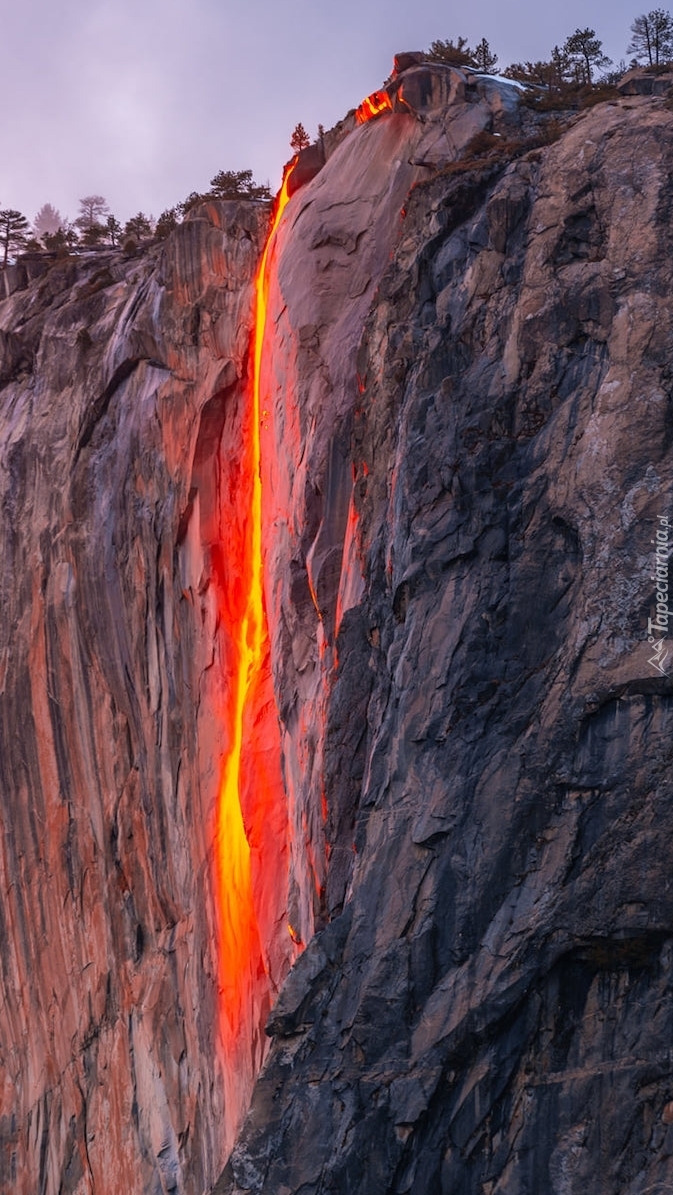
(216, 96), (673, 1194)
(3, 65), (673, 1195)
(0, 201), (269, 1193)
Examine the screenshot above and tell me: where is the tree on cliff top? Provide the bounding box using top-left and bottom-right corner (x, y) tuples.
(563, 27), (612, 83)
(124, 212), (153, 240)
(0, 209), (29, 267)
(76, 195), (110, 230)
(33, 203), (63, 242)
(209, 169), (271, 201)
(154, 207), (179, 239)
(473, 38), (498, 73)
(290, 122), (310, 153)
(427, 36), (475, 67)
(105, 215), (122, 247)
(181, 168), (273, 214)
(628, 9), (673, 65)
(504, 59), (558, 88)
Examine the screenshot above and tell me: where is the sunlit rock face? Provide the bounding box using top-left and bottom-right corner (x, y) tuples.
(217, 95), (673, 1194)
(0, 63), (525, 1193)
(4, 56), (673, 1195)
(0, 201), (275, 1192)
(258, 69), (528, 946)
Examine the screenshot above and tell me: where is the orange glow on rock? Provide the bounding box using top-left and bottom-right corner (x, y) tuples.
(214, 160), (298, 1066)
(287, 923), (303, 947)
(355, 89), (393, 124)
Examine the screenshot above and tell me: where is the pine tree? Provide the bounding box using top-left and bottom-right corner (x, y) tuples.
(474, 38), (498, 73)
(76, 195), (110, 231)
(504, 60), (557, 88)
(33, 203), (63, 242)
(209, 169), (271, 201)
(426, 36), (474, 67)
(290, 122), (310, 153)
(0, 209), (30, 266)
(124, 212), (152, 240)
(563, 27), (612, 84)
(551, 43), (572, 87)
(155, 208), (179, 239)
(105, 215), (122, 247)
(80, 224), (106, 248)
(628, 9), (673, 66)
(42, 227), (70, 252)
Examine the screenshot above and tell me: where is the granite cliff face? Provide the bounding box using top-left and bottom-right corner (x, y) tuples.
(1, 60), (673, 1195)
(0, 200), (275, 1192)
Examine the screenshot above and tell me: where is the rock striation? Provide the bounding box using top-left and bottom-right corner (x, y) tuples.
(2, 57), (673, 1195)
(217, 87), (673, 1194)
(0, 201), (272, 1192)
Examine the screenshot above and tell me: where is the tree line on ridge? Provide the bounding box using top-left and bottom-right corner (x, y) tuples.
(1, 12), (672, 268)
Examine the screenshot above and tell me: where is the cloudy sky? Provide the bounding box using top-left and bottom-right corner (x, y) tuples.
(4, 0), (640, 227)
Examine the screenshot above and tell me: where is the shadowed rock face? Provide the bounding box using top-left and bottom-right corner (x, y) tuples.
(2, 66), (673, 1195)
(216, 97), (673, 1193)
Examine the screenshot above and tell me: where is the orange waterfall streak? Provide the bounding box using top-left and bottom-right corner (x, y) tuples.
(355, 89), (393, 124)
(215, 160), (297, 1048)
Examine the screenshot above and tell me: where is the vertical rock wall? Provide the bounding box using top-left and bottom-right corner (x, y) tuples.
(258, 68), (522, 942)
(6, 60), (673, 1195)
(218, 96), (673, 1195)
(0, 202), (272, 1192)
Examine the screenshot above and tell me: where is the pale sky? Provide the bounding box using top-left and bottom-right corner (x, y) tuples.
(3, 0), (641, 227)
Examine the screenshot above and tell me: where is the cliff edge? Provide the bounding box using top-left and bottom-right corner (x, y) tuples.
(1, 61), (673, 1195)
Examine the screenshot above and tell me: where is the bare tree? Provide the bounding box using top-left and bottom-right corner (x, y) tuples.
(628, 9), (673, 65)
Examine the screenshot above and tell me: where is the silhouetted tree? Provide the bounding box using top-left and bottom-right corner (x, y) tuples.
(290, 122), (310, 152)
(43, 227), (70, 252)
(474, 38), (498, 72)
(426, 36), (475, 67)
(154, 208), (179, 239)
(628, 8), (673, 65)
(504, 59), (557, 88)
(81, 225), (106, 247)
(124, 212), (152, 240)
(550, 43), (573, 86)
(105, 215), (122, 247)
(180, 191), (207, 215)
(563, 27), (611, 83)
(209, 169), (271, 201)
(0, 209), (30, 266)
